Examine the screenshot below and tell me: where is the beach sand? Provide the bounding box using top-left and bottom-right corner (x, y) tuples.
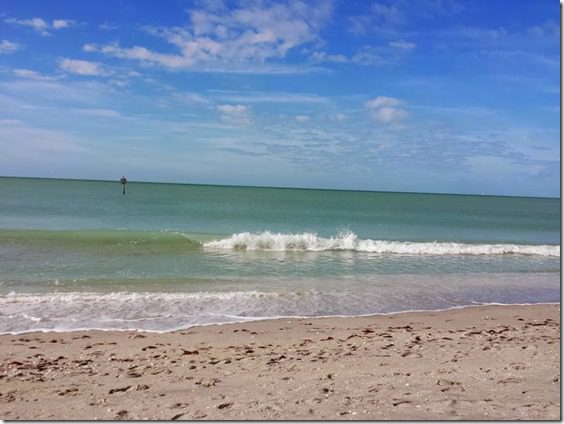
(0, 303), (559, 420)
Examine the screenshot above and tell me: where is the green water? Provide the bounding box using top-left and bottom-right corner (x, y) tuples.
(0, 177), (560, 333)
(1, 177), (558, 243)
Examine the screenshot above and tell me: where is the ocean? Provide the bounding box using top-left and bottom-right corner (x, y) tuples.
(0, 177), (560, 334)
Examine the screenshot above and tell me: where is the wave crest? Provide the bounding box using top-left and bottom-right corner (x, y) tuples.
(204, 231), (560, 256)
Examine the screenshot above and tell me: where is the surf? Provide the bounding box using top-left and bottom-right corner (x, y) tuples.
(204, 231), (560, 256)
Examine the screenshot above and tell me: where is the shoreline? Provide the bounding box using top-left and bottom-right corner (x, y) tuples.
(0, 303), (559, 420)
(1, 301), (560, 336)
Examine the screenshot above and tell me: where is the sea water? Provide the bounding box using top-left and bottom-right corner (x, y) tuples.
(0, 177), (560, 333)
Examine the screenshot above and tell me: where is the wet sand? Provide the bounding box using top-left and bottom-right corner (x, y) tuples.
(0, 303), (559, 420)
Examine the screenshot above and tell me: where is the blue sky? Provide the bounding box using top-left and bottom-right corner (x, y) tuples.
(0, 0), (559, 196)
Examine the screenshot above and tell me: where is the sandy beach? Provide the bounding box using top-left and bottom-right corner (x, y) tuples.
(0, 303), (559, 420)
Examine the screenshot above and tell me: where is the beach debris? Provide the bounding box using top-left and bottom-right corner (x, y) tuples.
(437, 379), (465, 392)
(72, 359), (92, 366)
(57, 388), (78, 396)
(141, 345), (157, 351)
(389, 325), (413, 331)
(109, 385), (131, 394)
(266, 355), (286, 365)
(217, 402), (233, 409)
(497, 377), (521, 384)
(115, 409), (128, 418)
(195, 377), (220, 387)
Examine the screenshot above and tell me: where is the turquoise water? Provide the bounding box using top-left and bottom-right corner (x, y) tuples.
(0, 177), (560, 333)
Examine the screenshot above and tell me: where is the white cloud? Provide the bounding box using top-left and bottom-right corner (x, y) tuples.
(295, 115), (310, 123)
(0, 39), (19, 54)
(311, 45), (389, 66)
(211, 90), (328, 104)
(452, 26), (508, 41)
(217, 104), (251, 126)
(365, 96), (402, 109)
(59, 58), (104, 76)
(351, 46), (385, 66)
(5, 17), (76, 35)
(74, 108), (122, 118)
(52, 19), (75, 29)
(527, 20), (559, 38)
(85, 0), (333, 72)
(348, 2), (404, 36)
(87, 43), (188, 68)
(371, 2), (404, 25)
(83, 43), (97, 52)
(99, 22), (119, 31)
(13, 69), (56, 81)
(5, 17), (49, 35)
(311, 51), (348, 64)
(389, 40), (416, 50)
(365, 96), (408, 123)
(372, 107), (407, 123)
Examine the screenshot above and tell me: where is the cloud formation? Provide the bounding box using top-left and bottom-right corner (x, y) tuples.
(212, 90), (329, 104)
(389, 40), (416, 50)
(84, 0), (333, 72)
(217, 104), (252, 126)
(0, 40), (19, 54)
(365, 96), (408, 123)
(13, 69), (56, 81)
(5, 17), (75, 36)
(52, 19), (75, 29)
(348, 2), (404, 36)
(59, 59), (104, 76)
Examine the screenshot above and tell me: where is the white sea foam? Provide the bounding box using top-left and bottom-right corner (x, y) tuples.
(0, 291), (286, 334)
(1, 271), (560, 334)
(204, 231), (560, 256)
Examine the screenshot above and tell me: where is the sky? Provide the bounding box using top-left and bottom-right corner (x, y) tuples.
(0, 0), (560, 197)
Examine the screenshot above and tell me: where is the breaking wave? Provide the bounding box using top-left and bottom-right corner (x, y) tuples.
(204, 231), (560, 256)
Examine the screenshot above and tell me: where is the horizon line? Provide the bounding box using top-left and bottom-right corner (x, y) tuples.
(0, 175), (559, 200)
